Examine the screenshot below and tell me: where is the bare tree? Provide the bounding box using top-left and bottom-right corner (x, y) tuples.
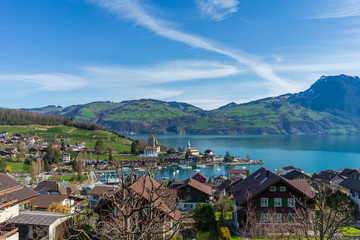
(65, 162), (183, 240)
(137, 139), (147, 153)
(77, 154), (83, 176)
(285, 184), (356, 240)
(30, 160), (37, 180)
(106, 146), (114, 160)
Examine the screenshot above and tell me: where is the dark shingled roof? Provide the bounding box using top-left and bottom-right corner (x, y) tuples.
(30, 194), (68, 209)
(339, 175), (360, 193)
(283, 170), (308, 180)
(8, 211), (69, 226)
(0, 172), (38, 202)
(230, 167), (314, 206)
(317, 170), (342, 182)
(34, 181), (77, 195)
(340, 169), (360, 177)
(178, 178), (212, 196)
(5, 186), (39, 203)
(218, 179), (232, 191)
(283, 166), (303, 171)
(0, 172), (20, 192)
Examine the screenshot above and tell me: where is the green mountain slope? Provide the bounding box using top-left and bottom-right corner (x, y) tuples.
(24, 75), (360, 135)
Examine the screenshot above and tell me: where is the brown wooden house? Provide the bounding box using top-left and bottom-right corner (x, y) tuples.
(176, 178), (213, 212)
(228, 167), (315, 230)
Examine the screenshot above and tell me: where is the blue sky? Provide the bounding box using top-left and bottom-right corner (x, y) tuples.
(1, 0), (360, 109)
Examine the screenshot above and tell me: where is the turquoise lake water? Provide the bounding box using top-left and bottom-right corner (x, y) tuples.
(130, 135), (360, 180)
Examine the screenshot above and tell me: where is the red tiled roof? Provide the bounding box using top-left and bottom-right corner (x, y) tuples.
(130, 175), (181, 221)
(230, 169), (248, 175)
(192, 172), (207, 180)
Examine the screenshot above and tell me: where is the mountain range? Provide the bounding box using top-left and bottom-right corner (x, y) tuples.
(23, 74), (360, 135)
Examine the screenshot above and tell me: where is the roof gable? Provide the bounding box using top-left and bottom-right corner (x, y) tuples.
(231, 168), (314, 206)
(178, 178), (212, 196)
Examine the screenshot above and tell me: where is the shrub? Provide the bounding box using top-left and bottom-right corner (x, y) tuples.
(217, 223), (231, 240)
(193, 203), (215, 231)
(171, 234), (183, 240)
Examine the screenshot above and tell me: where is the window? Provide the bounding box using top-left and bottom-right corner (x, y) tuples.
(274, 213), (282, 223)
(280, 186), (286, 192)
(355, 192), (359, 198)
(288, 213), (296, 222)
(260, 213), (269, 223)
(186, 187), (191, 193)
(260, 198), (268, 207)
(288, 198), (296, 207)
(270, 186), (276, 192)
(274, 198), (282, 207)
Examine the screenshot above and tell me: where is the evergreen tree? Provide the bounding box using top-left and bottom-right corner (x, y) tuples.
(131, 141), (137, 154)
(95, 140), (104, 154)
(193, 203), (215, 231)
(61, 140), (66, 151)
(223, 151), (232, 163)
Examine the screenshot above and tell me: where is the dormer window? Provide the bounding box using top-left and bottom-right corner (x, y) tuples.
(280, 186), (286, 192)
(270, 186), (276, 192)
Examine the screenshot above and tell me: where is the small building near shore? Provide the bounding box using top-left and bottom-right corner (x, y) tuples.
(192, 173), (207, 183)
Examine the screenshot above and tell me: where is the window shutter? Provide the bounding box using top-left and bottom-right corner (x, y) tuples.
(285, 186), (288, 191)
(269, 198), (274, 207)
(277, 186), (280, 191)
(257, 214), (261, 221)
(257, 198), (261, 206)
(282, 198), (287, 207)
(295, 200), (299, 207)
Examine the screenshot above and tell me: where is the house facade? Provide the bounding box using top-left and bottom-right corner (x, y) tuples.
(0, 200), (19, 240)
(60, 153), (71, 163)
(192, 173), (207, 183)
(214, 176), (227, 184)
(228, 168), (314, 229)
(339, 169), (360, 211)
(176, 178), (212, 212)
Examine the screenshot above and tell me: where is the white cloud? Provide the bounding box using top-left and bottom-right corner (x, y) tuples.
(91, 0), (297, 93)
(272, 54), (283, 63)
(196, 0), (239, 21)
(0, 73), (87, 91)
(274, 61), (360, 73)
(83, 60), (242, 86)
(312, 0), (360, 19)
(136, 88), (183, 99)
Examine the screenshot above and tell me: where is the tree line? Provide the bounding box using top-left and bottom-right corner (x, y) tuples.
(0, 108), (105, 131)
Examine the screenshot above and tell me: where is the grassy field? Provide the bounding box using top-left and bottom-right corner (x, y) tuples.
(6, 162), (30, 173)
(48, 174), (88, 182)
(341, 227), (360, 237)
(197, 230), (217, 240)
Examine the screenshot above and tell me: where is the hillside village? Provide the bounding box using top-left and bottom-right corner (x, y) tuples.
(1, 130), (360, 239)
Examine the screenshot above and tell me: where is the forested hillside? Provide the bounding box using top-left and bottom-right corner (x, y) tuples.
(0, 108), (105, 131)
(23, 75), (360, 135)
